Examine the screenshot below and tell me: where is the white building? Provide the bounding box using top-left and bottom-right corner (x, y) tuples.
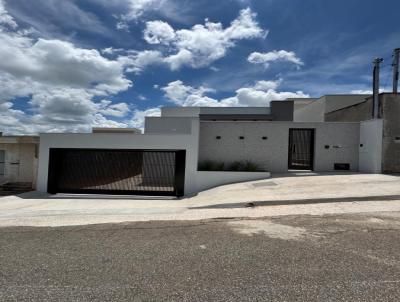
(36, 94), (399, 197)
(0, 134), (39, 189)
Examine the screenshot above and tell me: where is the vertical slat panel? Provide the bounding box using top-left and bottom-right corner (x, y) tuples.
(48, 149), (185, 196)
(288, 129), (314, 170)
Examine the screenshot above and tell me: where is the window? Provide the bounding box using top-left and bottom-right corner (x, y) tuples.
(0, 150), (5, 176)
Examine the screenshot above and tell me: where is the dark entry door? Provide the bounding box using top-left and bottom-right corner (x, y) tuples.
(288, 129), (315, 170)
(47, 149), (186, 197)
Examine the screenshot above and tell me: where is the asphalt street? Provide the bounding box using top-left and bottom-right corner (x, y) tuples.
(1, 212), (400, 301)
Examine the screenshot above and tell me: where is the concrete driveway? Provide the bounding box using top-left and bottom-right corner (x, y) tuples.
(1, 173), (400, 227)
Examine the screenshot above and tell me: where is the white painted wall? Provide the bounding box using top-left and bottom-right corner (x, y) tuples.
(161, 107), (200, 117)
(199, 121), (360, 172)
(196, 171), (270, 192)
(145, 117), (193, 134)
(0, 143), (37, 185)
(37, 117), (365, 196)
(200, 107), (271, 115)
(161, 107), (271, 117)
(359, 119), (383, 173)
(37, 118), (201, 195)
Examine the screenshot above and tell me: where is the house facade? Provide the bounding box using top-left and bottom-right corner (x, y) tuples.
(0, 134), (39, 189)
(36, 93), (400, 197)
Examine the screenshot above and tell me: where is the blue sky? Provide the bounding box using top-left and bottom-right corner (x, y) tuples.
(0, 0), (399, 134)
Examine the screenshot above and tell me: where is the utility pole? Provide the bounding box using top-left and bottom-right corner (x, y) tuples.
(393, 48), (400, 93)
(372, 57), (383, 119)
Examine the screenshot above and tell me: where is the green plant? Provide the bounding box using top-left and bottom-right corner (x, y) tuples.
(198, 160), (225, 171)
(227, 160), (263, 172)
(243, 160), (260, 172)
(227, 161), (243, 171)
(199, 160), (264, 172)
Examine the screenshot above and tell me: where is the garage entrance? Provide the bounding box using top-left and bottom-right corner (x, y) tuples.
(47, 149), (186, 197)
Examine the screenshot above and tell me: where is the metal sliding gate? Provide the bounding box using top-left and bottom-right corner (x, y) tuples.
(47, 149), (186, 197)
(288, 129), (315, 170)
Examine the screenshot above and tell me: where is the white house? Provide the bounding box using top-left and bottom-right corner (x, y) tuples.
(36, 93), (399, 197)
(0, 134), (39, 190)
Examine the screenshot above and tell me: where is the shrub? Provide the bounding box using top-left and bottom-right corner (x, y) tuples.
(243, 161), (260, 172)
(228, 160), (262, 172)
(198, 160), (225, 171)
(198, 160), (264, 172)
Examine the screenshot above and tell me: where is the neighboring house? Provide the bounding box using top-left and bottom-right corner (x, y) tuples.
(36, 93), (400, 197)
(0, 134), (39, 189)
(324, 93), (400, 173)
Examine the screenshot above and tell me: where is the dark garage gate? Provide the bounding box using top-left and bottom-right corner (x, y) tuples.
(47, 149), (186, 197)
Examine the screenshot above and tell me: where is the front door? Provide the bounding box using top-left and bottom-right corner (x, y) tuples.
(288, 129), (315, 170)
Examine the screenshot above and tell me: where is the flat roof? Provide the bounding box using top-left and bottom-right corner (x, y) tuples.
(0, 136), (39, 144)
(92, 128), (141, 134)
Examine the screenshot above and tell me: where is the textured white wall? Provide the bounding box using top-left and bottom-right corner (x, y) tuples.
(359, 119), (383, 173)
(199, 121), (360, 172)
(0, 143), (37, 184)
(145, 117), (193, 134)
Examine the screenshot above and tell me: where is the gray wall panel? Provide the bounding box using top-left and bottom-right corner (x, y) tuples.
(199, 121), (360, 172)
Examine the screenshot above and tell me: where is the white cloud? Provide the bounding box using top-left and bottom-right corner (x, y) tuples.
(0, 0), (17, 29)
(163, 49), (193, 71)
(161, 79), (309, 107)
(30, 89), (97, 124)
(0, 102), (25, 126)
(112, 0), (165, 30)
(349, 89), (384, 95)
(92, 0), (191, 27)
(130, 107), (161, 129)
(91, 113), (129, 129)
(116, 21), (130, 31)
(0, 14), (135, 134)
(253, 80), (281, 91)
(144, 20), (175, 44)
(107, 8), (265, 72)
(0, 33), (132, 94)
(248, 50), (304, 68)
(233, 85), (308, 106)
(349, 90), (372, 94)
(98, 100), (131, 117)
(123, 0), (162, 20)
(161, 80), (216, 105)
(142, 8), (266, 70)
(119, 50), (164, 74)
(101, 47), (124, 55)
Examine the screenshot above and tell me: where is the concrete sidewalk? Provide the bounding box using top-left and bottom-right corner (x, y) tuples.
(1, 173), (400, 227)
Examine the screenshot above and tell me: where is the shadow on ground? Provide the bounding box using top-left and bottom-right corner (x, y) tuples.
(189, 194), (400, 209)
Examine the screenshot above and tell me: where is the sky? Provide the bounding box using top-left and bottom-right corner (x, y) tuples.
(0, 0), (399, 134)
